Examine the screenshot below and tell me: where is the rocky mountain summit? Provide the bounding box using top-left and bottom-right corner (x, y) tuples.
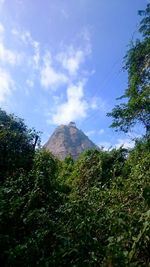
(44, 122), (98, 160)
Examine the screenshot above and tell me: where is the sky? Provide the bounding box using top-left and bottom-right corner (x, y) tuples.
(0, 0), (148, 149)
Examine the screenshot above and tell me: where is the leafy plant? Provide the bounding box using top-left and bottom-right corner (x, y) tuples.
(107, 4), (150, 137)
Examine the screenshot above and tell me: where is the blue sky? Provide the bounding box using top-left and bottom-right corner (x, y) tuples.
(0, 0), (148, 149)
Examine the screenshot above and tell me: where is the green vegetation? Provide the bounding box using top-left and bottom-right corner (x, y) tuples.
(0, 108), (40, 182)
(0, 4), (150, 267)
(107, 4), (150, 137)
(0, 123), (149, 266)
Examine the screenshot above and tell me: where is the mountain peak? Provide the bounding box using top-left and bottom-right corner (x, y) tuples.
(68, 121), (76, 127)
(44, 123), (98, 160)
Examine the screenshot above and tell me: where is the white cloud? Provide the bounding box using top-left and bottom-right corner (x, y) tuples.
(0, 43), (20, 65)
(9, 26), (95, 125)
(0, 68), (14, 103)
(40, 52), (68, 89)
(56, 30), (91, 77)
(12, 29), (40, 68)
(98, 141), (112, 150)
(97, 137), (134, 151)
(50, 81), (88, 124)
(57, 47), (84, 75)
(33, 41), (40, 68)
(12, 30), (32, 45)
(0, 25), (21, 65)
(21, 32), (40, 68)
(115, 138), (134, 149)
(11, 28), (92, 96)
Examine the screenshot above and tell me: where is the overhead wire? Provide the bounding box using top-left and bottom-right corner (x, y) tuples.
(81, 57), (123, 127)
(83, 22), (140, 126)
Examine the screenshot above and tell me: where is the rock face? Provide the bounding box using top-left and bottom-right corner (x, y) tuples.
(44, 122), (98, 160)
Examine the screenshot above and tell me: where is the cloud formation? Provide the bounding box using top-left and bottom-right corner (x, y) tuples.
(99, 141), (112, 150)
(51, 82), (88, 124)
(40, 52), (68, 89)
(0, 25), (21, 66)
(12, 29), (40, 68)
(0, 43), (20, 65)
(0, 68), (14, 103)
(0, 23), (101, 125)
(115, 138), (134, 149)
(99, 138), (134, 151)
(0, 23), (17, 104)
(57, 46), (84, 76)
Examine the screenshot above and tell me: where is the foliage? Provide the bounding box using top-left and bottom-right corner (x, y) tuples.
(0, 115), (149, 266)
(0, 109), (40, 182)
(68, 148), (128, 194)
(0, 150), (65, 266)
(107, 4), (150, 136)
(57, 155), (74, 188)
(57, 140), (150, 266)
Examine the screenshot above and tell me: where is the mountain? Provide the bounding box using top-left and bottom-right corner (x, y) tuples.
(44, 122), (98, 160)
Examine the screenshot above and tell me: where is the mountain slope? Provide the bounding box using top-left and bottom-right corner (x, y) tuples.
(44, 122), (98, 160)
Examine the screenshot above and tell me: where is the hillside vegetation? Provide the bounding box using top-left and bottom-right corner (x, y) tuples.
(0, 4), (150, 267)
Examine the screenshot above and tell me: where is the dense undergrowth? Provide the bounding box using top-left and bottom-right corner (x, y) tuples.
(0, 109), (150, 266)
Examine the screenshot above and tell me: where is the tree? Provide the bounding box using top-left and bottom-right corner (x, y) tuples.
(57, 140), (150, 266)
(57, 155), (74, 188)
(0, 109), (40, 181)
(107, 4), (150, 137)
(0, 150), (65, 266)
(70, 148), (127, 194)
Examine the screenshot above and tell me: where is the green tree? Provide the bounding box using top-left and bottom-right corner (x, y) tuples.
(58, 141), (150, 266)
(70, 148), (127, 194)
(108, 4), (150, 136)
(57, 155), (74, 189)
(0, 109), (39, 181)
(0, 150), (65, 266)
